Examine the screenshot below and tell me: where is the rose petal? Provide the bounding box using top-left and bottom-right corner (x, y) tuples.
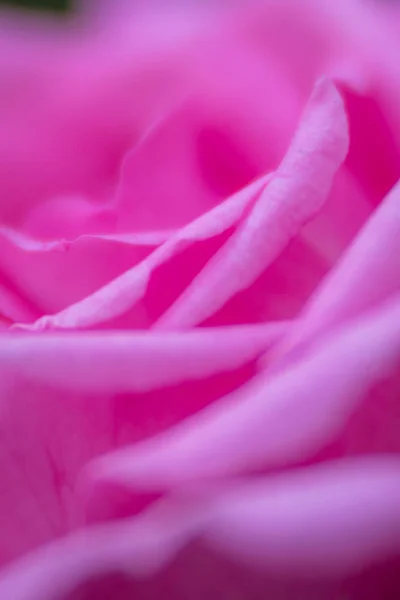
(25, 78), (347, 331)
(284, 177), (400, 355)
(0, 227), (159, 316)
(154, 78), (349, 329)
(116, 100), (259, 233)
(0, 323), (286, 394)
(0, 278), (36, 325)
(0, 321), (285, 564)
(26, 174), (269, 330)
(200, 234), (328, 326)
(1, 458), (400, 599)
(86, 293), (400, 488)
(203, 457), (400, 575)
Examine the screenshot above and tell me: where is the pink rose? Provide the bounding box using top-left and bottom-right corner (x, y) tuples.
(0, 1), (400, 598)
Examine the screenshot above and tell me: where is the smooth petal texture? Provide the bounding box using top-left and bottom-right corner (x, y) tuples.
(27, 175), (269, 330)
(301, 167), (371, 264)
(281, 177), (400, 355)
(0, 1), (212, 226)
(116, 100), (260, 233)
(0, 323), (286, 394)
(230, 0), (400, 204)
(27, 77), (348, 332)
(1, 458), (400, 600)
(0, 280), (36, 326)
(1, 2), (400, 599)
(154, 79), (349, 329)
(200, 233), (328, 326)
(86, 294), (400, 489)
(0, 515), (195, 600)
(1, 0), (399, 230)
(22, 195), (118, 241)
(0, 226), (159, 315)
(0, 324), (283, 565)
(203, 457), (400, 575)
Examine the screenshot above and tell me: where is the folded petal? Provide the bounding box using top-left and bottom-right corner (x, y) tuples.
(1, 457), (400, 600)
(0, 0), (209, 225)
(22, 195), (118, 240)
(27, 175), (268, 330)
(0, 320), (285, 564)
(203, 457), (400, 575)
(200, 234), (328, 326)
(284, 177), (400, 355)
(0, 510), (198, 600)
(1, 323), (286, 394)
(154, 78), (349, 329)
(0, 226), (159, 316)
(86, 294), (400, 488)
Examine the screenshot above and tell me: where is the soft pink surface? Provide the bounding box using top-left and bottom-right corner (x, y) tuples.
(0, 1), (400, 599)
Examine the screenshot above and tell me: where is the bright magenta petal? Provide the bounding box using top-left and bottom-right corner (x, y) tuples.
(285, 178), (400, 354)
(0, 279), (36, 325)
(154, 78), (349, 329)
(203, 457), (400, 575)
(1, 458), (400, 599)
(86, 294), (400, 488)
(27, 175), (269, 330)
(0, 227), (159, 316)
(0, 322), (284, 564)
(1, 323), (286, 394)
(116, 100), (259, 233)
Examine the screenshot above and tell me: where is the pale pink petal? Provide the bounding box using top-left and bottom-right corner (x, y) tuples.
(0, 227), (158, 316)
(236, 0), (400, 210)
(0, 508), (200, 600)
(27, 175), (269, 330)
(0, 323), (286, 394)
(22, 195), (117, 240)
(201, 235), (328, 325)
(203, 457), (400, 575)
(0, 322), (284, 564)
(154, 78), (349, 329)
(1, 5), (400, 600)
(284, 177), (400, 355)
(19, 78), (347, 331)
(1, 458), (400, 599)
(86, 294), (400, 488)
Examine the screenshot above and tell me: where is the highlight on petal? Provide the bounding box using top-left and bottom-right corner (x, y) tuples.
(1, 458), (400, 600)
(27, 174), (269, 330)
(281, 177), (400, 355)
(0, 324), (286, 569)
(0, 225), (161, 317)
(0, 506), (200, 600)
(24, 78), (347, 331)
(199, 232), (329, 326)
(22, 195), (118, 241)
(0, 322), (286, 394)
(154, 78), (349, 329)
(203, 456), (400, 575)
(85, 294), (400, 489)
